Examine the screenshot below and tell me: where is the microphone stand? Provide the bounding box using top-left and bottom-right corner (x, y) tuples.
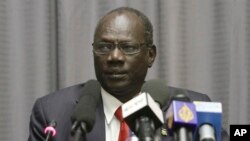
(136, 116), (155, 141)
(44, 120), (57, 141)
(173, 127), (193, 141)
(45, 133), (52, 141)
(71, 122), (87, 141)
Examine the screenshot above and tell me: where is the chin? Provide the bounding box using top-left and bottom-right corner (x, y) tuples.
(104, 82), (132, 95)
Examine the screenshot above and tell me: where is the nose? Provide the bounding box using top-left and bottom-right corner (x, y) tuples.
(107, 47), (125, 64)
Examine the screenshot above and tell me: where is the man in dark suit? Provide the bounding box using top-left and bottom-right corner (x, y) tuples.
(28, 7), (229, 141)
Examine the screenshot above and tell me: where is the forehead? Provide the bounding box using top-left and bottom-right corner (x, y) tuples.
(95, 12), (145, 42)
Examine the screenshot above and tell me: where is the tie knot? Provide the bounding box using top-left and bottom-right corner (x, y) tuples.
(115, 106), (123, 122)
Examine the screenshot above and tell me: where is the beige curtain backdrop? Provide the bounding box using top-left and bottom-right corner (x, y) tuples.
(0, 0), (249, 140)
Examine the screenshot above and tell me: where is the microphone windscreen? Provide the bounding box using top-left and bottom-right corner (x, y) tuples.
(71, 79), (101, 132)
(141, 79), (169, 108)
(171, 92), (191, 102)
(78, 79), (101, 101)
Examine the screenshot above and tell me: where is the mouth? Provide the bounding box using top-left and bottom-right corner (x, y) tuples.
(105, 71), (127, 79)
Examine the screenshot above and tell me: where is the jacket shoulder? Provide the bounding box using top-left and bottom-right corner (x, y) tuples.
(38, 83), (85, 104)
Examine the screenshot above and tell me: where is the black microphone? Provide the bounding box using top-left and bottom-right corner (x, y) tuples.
(70, 80), (101, 141)
(44, 120), (57, 141)
(122, 79), (169, 141)
(166, 93), (197, 141)
(141, 79), (170, 108)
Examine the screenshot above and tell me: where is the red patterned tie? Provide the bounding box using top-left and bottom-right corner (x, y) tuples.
(115, 106), (129, 141)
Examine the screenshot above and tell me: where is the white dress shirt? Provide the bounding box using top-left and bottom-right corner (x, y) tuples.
(101, 88), (123, 141)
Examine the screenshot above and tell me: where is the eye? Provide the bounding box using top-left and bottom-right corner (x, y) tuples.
(121, 44), (139, 53)
(97, 43), (113, 52)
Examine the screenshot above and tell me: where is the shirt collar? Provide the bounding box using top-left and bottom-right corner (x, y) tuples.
(101, 87), (123, 124)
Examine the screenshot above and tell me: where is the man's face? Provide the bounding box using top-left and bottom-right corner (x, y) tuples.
(93, 13), (155, 99)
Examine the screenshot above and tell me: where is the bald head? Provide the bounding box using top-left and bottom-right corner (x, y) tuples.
(94, 7), (153, 44)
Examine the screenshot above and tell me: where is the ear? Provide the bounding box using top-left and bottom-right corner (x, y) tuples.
(147, 45), (156, 68)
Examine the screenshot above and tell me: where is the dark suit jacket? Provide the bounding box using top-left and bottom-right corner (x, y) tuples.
(28, 82), (229, 141)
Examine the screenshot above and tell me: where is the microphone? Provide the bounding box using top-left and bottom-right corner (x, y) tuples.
(122, 93), (164, 141)
(165, 93), (197, 141)
(44, 120), (57, 141)
(122, 79), (169, 141)
(70, 80), (101, 141)
(193, 101), (222, 141)
(141, 79), (170, 108)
